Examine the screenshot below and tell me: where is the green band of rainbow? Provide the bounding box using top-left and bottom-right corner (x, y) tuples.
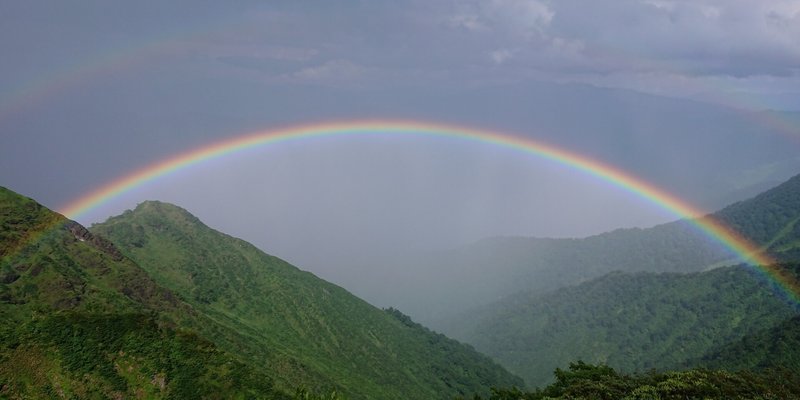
(58, 120), (798, 303)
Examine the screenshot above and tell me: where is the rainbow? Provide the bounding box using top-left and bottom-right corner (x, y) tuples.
(52, 120), (798, 303)
(0, 14), (236, 124)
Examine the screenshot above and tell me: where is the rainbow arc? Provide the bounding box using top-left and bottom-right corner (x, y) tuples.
(55, 120), (800, 306)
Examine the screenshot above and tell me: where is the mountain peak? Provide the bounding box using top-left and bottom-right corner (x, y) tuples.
(133, 200), (196, 218)
(91, 200), (524, 398)
(104, 200), (207, 233)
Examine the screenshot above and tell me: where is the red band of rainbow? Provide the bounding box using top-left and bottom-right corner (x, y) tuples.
(56, 120), (797, 303)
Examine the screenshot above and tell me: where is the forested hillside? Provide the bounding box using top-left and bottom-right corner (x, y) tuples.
(384, 173), (800, 330)
(91, 200), (522, 399)
(696, 313), (800, 372)
(715, 174), (800, 259)
(1, 187), (521, 399)
(0, 187), (286, 398)
(462, 361), (800, 400)
(455, 264), (799, 387)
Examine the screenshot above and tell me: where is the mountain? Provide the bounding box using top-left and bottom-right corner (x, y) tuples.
(372, 172), (800, 329)
(90, 200), (523, 399)
(696, 313), (800, 372)
(1, 187), (522, 399)
(714, 173), (800, 257)
(0, 187), (284, 398)
(450, 263), (799, 388)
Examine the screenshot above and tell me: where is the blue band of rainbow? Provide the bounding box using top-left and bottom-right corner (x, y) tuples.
(53, 120), (796, 303)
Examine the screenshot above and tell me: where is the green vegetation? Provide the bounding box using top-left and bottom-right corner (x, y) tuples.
(457, 265), (799, 388)
(438, 170), (800, 387)
(0, 187), (183, 325)
(1, 187), (521, 399)
(715, 174), (800, 258)
(292, 388), (347, 400)
(0, 313), (284, 399)
(696, 313), (800, 372)
(417, 223), (730, 325)
(0, 187), (286, 398)
(4, 171), (800, 399)
(91, 200), (523, 399)
(462, 362), (800, 400)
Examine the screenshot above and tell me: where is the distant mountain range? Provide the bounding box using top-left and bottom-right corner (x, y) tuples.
(0, 187), (521, 399)
(422, 173), (800, 387)
(455, 264), (799, 387)
(375, 173), (800, 330)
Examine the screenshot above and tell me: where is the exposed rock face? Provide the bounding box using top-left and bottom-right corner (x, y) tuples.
(65, 221), (124, 261)
(63, 221), (180, 308)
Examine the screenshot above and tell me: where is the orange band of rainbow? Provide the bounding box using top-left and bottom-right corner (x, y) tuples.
(55, 120), (796, 303)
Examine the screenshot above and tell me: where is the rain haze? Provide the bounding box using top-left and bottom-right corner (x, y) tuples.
(2, 1), (800, 311)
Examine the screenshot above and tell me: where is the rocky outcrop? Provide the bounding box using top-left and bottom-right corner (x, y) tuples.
(64, 221), (124, 261)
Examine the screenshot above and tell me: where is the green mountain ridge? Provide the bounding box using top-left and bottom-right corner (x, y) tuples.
(376, 173), (800, 329)
(0, 187), (186, 327)
(435, 173), (800, 388)
(696, 313), (800, 372)
(714, 174), (800, 256)
(457, 264), (800, 388)
(0, 187), (286, 398)
(396, 175), (800, 386)
(464, 361), (800, 400)
(91, 199), (523, 399)
(0, 187), (522, 399)
(4, 169), (799, 398)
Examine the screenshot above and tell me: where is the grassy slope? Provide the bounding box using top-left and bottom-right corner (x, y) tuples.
(92, 200), (523, 400)
(460, 265), (798, 388)
(0, 187), (286, 399)
(0, 188), (177, 319)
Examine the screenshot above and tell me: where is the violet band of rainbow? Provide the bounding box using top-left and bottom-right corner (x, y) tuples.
(56, 120), (797, 304)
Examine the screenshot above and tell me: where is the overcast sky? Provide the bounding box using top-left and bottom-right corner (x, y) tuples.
(2, 1), (799, 106)
(2, 1), (800, 285)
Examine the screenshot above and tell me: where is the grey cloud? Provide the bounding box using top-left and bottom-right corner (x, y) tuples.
(128, 0), (797, 90)
(450, 0), (554, 38)
(545, 0), (800, 77)
(429, 0), (800, 79)
(287, 59), (369, 84)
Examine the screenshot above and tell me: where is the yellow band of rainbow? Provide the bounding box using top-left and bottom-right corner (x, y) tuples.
(56, 120), (797, 303)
